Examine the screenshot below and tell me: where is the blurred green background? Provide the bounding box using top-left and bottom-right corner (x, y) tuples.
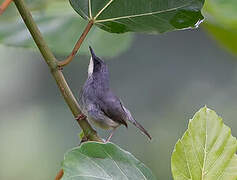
(1, 0), (237, 179)
(1, 29), (237, 179)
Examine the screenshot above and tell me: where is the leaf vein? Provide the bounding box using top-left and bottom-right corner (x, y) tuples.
(68, 174), (111, 180)
(201, 109), (208, 180)
(89, 0), (92, 18)
(207, 143), (235, 179)
(180, 140), (193, 180)
(188, 129), (202, 170)
(132, 165), (147, 180)
(77, 151), (111, 178)
(102, 149), (129, 180)
(94, 0), (114, 20)
(77, 5), (89, 20)
(95, 3), (193, 23)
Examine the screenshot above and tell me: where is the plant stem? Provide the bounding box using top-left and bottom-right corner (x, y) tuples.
(58, 20), (94, 67)
(55, 169), (64, 180)
(0, 0), (13, 15)
(13, 0), (102, 142)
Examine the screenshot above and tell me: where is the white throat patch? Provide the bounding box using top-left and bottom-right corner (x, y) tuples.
(88, 57), (94, 76)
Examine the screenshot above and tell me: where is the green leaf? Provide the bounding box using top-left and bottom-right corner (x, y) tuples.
(202, 0), (237, 56)
(0, 1), (133, 57)
(62, 142), (156, 180)
(203, 23), (237, 57)
(69, 0), (205, 34)
(171, 107), (237, 180)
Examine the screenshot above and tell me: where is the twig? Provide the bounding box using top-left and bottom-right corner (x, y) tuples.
(13, 0), (102, 142)
(0, 0), (13, 15)
(58, 20), (94, 67)
(55, 169), (64, 180)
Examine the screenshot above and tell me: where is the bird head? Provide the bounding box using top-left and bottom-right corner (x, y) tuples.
(88, 46), (108, 77)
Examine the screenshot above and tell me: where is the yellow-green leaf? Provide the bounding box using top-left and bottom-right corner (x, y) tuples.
(202, 0), (237, 56)
(171, 107), (237, 180)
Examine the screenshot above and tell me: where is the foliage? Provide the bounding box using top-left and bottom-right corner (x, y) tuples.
(172, 107), (237, 180)
(62, 142), (156, 180)
(61, 107), (237, 180)
(0, 1), (133, 57)
(202, 0), (237, 56)
(2, 0), (237, 180)
(70, 0), (205, 33)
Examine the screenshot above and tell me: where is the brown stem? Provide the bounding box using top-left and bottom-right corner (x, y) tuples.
(58, 20), (94, 67)
(0, 0), (13, 15)
(13, 0), (102, 142)
(55, 169), (64, 180)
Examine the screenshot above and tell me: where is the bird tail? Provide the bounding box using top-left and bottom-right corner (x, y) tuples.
(131, 118), (152, 140)
(123, 107), (152, 140)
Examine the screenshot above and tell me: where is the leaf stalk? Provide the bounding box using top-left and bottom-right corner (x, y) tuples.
(58, 20), (94, 67)
(54, 169), (64, 180)
(0, 0), (13, 15)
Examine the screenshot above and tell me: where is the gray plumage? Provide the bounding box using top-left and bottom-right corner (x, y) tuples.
(79, 46), (151, 140)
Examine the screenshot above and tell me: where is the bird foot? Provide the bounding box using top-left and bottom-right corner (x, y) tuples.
(105, 135), (112, 143)
(75, 114), (86, 121)
(105, 129), (116, 143)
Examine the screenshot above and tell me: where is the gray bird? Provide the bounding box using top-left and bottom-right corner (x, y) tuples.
(79, 46), (151, 141)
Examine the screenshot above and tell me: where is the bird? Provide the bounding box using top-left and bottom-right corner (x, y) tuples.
(78, 46), (152, 142)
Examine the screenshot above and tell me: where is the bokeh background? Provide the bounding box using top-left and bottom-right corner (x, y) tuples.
(0, 0), (237, 180)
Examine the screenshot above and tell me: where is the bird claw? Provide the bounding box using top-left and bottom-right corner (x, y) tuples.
(105, 128), (117, 143)
(75, 114), (86, 121)
(105, 135), (112, 143)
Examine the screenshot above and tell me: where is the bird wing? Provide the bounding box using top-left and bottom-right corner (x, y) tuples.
(99, 91), (151, 140)
(98, 91), (128, 127)
(85, 103), (120, 129)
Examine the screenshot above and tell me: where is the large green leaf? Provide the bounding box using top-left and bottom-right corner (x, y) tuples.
(171, 107), (237, 180)
(202, 0), (237, 56)
(70, 0), (205, 34)
(62, 142), (156, 180)
(0, 1), (133, 57)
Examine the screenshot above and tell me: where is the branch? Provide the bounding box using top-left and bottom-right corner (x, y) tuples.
(0, 0), (13, 15)
(13, 0), (102, 142)
(58, 20), (94, 67)
(55, 169), (64, 180)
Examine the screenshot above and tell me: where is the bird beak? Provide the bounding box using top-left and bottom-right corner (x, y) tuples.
(89, 46), (105, 65)
(88, 46), (108, 77)
(89, 46), (97, 60)
(88, 46), (99, 76)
